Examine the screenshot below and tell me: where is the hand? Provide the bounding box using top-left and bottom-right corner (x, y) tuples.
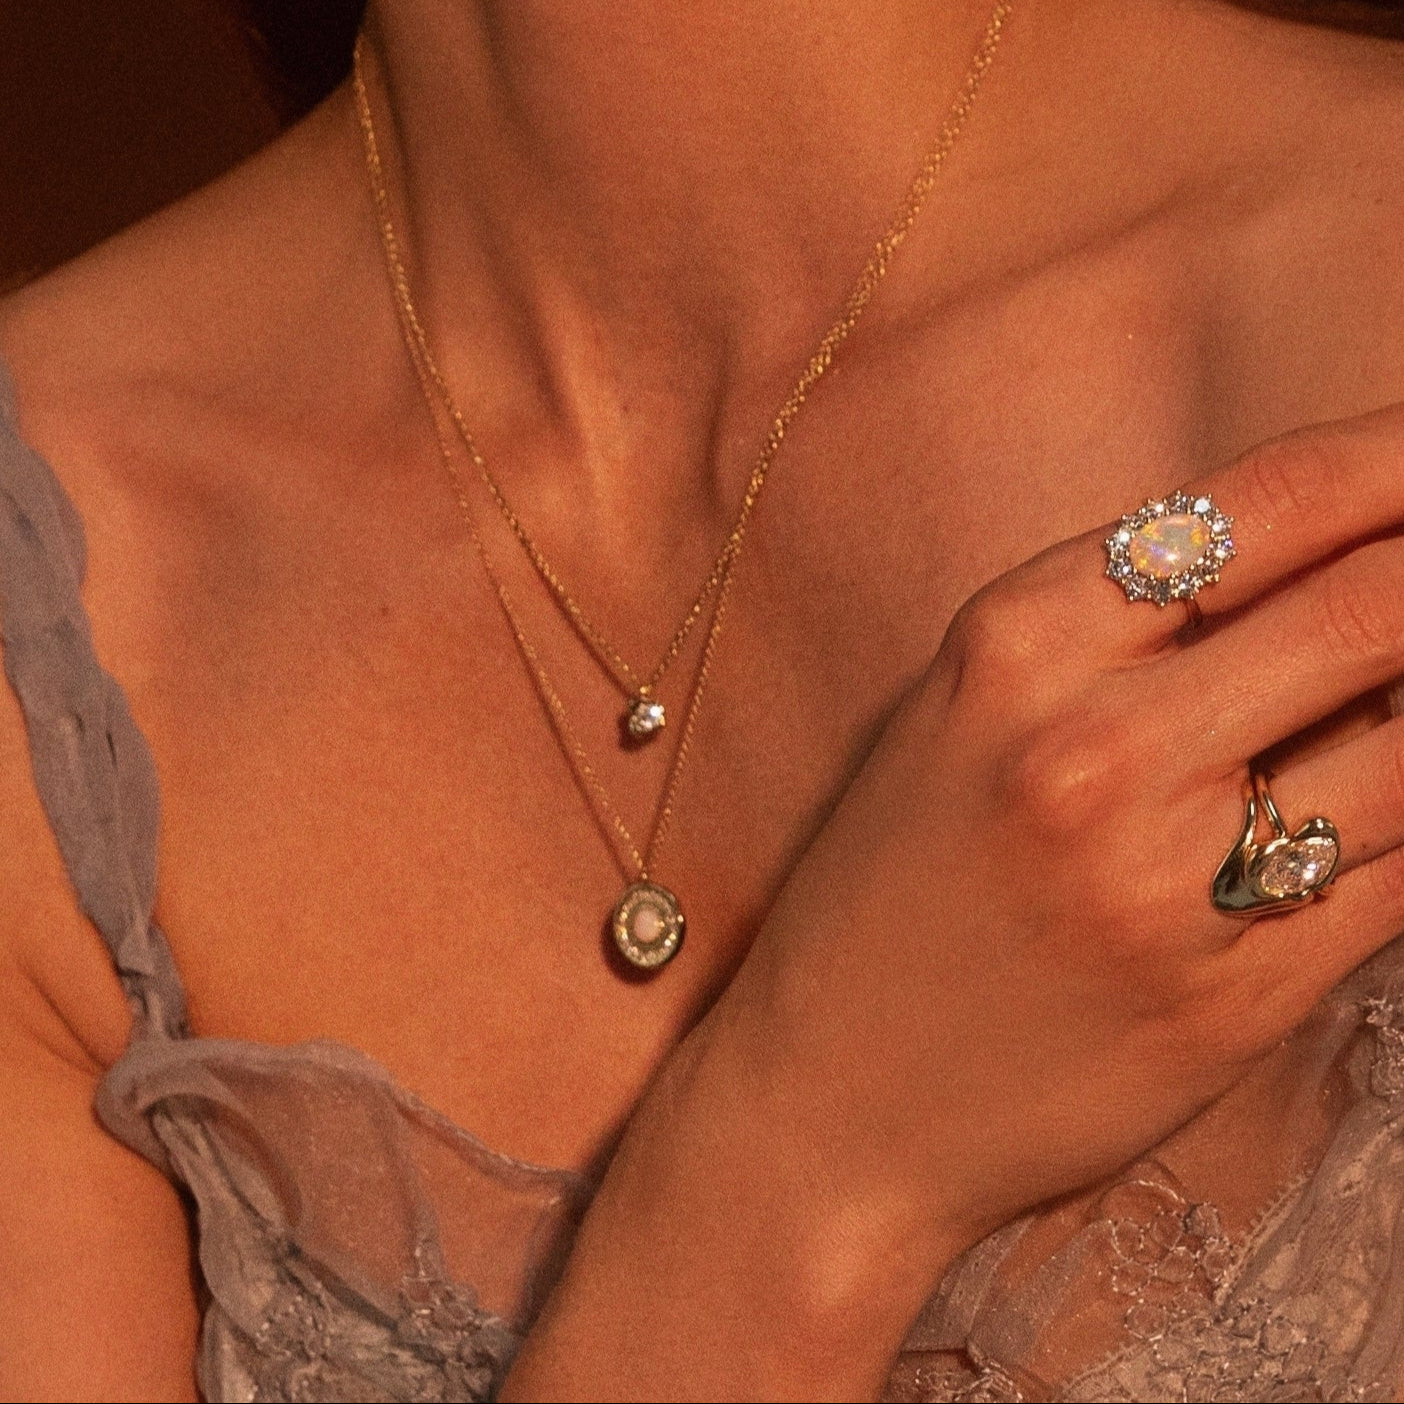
(734, 400), (1404, 1258)
(505, 402), (1404, 1401)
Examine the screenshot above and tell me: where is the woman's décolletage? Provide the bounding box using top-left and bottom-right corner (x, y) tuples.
(2, 2), (1404, 1399)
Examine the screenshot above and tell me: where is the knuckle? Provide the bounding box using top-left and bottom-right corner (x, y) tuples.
(1363, 845), (1404, 912)
(944, 587), (1040, 694)
(1377, 736), (1404, 831)
(1312, 570), (1401, 664)
(1232, 432), (1349, 529)
(1002, 720), (1123, 839)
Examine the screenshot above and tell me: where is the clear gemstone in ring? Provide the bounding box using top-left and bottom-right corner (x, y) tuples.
(1253, 833), (1340, 900)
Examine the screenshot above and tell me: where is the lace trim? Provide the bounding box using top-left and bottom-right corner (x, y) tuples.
(1064, 1178), (1369, 1402)
(242, 1255), (518, 1402)
(1364, 997), (1404, 1103)
(896, 992), (1404, 1403)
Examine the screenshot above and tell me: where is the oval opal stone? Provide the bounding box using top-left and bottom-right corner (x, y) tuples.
(631, 903), (666, 946)
(1128, 513), (1211, 579)
(1256, 835), (1338, 899)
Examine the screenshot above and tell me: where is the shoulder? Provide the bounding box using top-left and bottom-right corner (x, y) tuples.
(0, 77), (407, 685)
(1178, 6), (1404, 215)
(0, 84), (389, 477)
(1177, 1), (1404, 84)
(0, 672), (129, 1074)
(0, 85), (393, 1075)
(972, 3), (1404, 437)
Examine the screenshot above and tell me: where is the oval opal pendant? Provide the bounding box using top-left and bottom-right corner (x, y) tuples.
(612, 881), (685, 970)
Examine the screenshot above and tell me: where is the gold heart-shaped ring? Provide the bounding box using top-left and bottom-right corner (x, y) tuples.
(1212, 772), (1340, 916)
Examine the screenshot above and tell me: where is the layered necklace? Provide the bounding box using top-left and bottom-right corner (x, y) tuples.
(352, 4), (1012, 971)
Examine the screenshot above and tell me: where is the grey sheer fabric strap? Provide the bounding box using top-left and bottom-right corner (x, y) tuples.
(0, 366), (187, 1047)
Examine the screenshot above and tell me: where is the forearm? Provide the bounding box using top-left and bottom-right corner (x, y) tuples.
(498, 998), (956, 1403)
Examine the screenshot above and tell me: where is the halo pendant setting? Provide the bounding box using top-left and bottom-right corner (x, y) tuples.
(612, 881), (685, 970)
(1105, 492), (1235, 606)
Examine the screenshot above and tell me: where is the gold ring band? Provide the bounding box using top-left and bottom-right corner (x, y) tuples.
(1211, 770), (1340, 916)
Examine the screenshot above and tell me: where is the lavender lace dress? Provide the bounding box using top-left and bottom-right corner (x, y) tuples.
(4, 369), (1404, 1402)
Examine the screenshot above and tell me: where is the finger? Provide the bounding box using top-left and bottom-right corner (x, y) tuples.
(1013, 402), (1404, 659)
(1264, 709), (1404, 875)
(1184, 402), (1404, 622)
(1217, 837), (1404, 1036)
(1132, 534), (1404, 766)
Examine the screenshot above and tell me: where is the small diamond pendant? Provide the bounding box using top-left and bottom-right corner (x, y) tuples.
(625, 696), (667, 742)
(611, 881), (685, 970)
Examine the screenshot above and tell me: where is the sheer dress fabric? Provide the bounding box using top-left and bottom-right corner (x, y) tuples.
(3, 368), (1404, 1402)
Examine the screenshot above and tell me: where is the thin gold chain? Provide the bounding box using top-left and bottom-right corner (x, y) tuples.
(398, 319), (730, 877)
(352, 2), (1012, 705)
(356, 3), (1013, 883)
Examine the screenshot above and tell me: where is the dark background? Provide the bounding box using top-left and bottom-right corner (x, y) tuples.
(1, 1), (1399, 294)
(0, 1), (363, 291)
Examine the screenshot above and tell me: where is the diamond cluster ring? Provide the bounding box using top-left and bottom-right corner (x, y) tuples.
(1105, 492), (1235, 607)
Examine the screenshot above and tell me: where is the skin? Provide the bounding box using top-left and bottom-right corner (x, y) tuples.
(0, 0), (1403, 1397)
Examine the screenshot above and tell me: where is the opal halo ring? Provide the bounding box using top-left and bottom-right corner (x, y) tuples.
(1105, 492), (1236, 609)
(1211, 770), (1341, 917)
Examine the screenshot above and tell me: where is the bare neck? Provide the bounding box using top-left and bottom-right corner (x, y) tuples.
(361, 0), (1010, 442)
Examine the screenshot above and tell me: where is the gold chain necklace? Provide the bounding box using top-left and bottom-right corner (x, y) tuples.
(354, 5), (1013, 970)
(353, 6), (1012, 748)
